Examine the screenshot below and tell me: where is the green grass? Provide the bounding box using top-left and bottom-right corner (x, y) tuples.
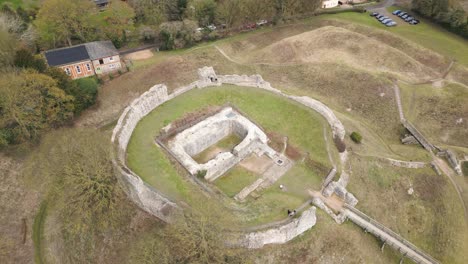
(214, 166), (259, 198)
(399, 82), (468, 147)
(32, 200), (47, 264)
(193, 134), (242, 164)
(323, 9), (468, 65)
(0, 0), (38, 9)
(126, 85), (330, 225)
(347, 155), (468, 263)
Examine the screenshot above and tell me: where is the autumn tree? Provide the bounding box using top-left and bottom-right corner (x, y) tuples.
(23, 129), (132, 262)
(131, 0), (168, 25)
(35, 0), (96, 48)
(93, 0), (135, 48)
(189, 0), (217, 26)
(216, 0), (242, 28)
(0, 71), (74, 145)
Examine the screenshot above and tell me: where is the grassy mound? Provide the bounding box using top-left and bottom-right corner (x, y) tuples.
(126, 85), (335, 226)
(249, 26), (440, 81)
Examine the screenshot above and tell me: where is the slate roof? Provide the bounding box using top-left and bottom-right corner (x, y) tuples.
(44, 41), (119, 67)
(85, 41), (119, 60)
(44, 45), (89, 67)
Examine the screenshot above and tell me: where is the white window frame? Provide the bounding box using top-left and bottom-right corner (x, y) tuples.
(86, 63), (91, 71)
(76, 65), (81, 73)
(65, 68), (71, 76)
(109, 64), (116, 69)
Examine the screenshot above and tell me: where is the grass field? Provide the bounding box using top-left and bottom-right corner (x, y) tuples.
(214, 166), (259, 198)
(126, 85), (331, 225)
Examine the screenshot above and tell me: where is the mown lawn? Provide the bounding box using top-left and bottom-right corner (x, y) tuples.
(214, 166), (259, 198)
(126, 85), (330, 225)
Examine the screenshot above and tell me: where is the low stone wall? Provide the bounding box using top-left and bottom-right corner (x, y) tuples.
(387, 158), (426, 169)
(242, 207), (317, 249)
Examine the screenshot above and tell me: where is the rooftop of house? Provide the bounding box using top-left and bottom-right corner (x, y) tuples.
(44, 41), (119, 67)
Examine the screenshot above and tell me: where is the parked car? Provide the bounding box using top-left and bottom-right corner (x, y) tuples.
(379, 16), (389, 21)
(381, 18), (392, 24)
(401, 14), (409, 19)
(405, 16), (414, 22)
(409, 19), (420, 25)
(385, 21), (397, 27)
(398, 12), (407, 17)
(392, 10), (402, 15)
(376, 14), (384, 19)
(256, 19), (268, 26)
(370, 12), (379, 17)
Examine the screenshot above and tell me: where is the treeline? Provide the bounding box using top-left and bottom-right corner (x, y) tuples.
(1, 0), (322, 51)
(412, 0), (468, 38)
(0, 11), (98, 147)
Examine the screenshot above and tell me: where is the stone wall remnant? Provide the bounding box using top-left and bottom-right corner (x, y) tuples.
(242, 207), (317, 249)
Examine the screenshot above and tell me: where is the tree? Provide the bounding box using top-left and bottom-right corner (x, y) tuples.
(131, 202), (248, 264)
(45, 67), (98, 114)
(23, 129), (132, 262)
(93, 0), (135, 48)
(159, 19), (200, 49)
(190, 0), (216, 26)
(13, 48), (47, 72)
(0, 71), (74, 144)
(216, 0), (242, 28)
(35, 0), (96, 48)
(131, 0), (167, 25)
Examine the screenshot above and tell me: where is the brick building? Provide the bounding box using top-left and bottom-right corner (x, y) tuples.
(45, 41), (122, 80)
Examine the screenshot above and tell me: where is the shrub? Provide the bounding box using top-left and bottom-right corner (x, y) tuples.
(462, 161), (468, 177)
(73, 77), (98, 114)
(196, 170), (207, 179)
(350, 132), (362, 144)
(14, 48), (47, 73)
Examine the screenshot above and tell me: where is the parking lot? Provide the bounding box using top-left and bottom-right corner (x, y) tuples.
(369, 9), (420, 27)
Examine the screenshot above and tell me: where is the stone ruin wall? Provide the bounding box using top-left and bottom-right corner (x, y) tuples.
(111, 84), (179, 223)
(242, 207), (317, 249)
(111, 66), (345, 243)
(180, 120), (236, 157)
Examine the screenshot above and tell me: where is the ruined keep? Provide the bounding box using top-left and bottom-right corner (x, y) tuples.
(111, 66), (350, 247)
(166, 107), (279, 181)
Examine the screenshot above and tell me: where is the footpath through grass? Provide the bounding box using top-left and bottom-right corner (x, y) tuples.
(126, 85), (331, 225)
